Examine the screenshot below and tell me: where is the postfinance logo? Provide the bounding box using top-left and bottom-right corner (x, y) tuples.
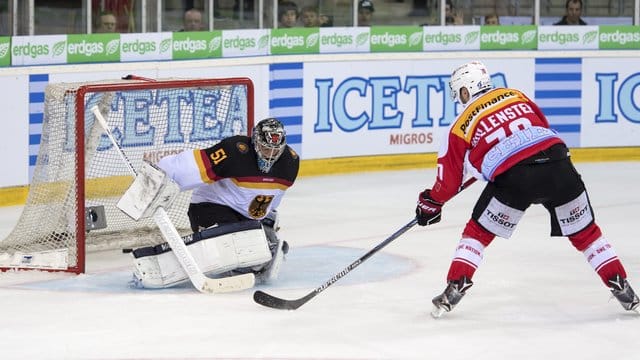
(67, 34), (120, 63)
(270, 28), (319, 54)
(172, 31), (222, 59)
(480, 26), (537, 50)
(599, 26), (640, 49)
(370, 26), (422, 52)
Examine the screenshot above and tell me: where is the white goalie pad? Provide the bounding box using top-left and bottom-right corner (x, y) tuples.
(131, 221), (272, 289)
(255, 230), (285, 285)
(117, 161), (180, 221)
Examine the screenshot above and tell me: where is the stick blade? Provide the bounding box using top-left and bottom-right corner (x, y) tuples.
(253, 290), (310, 310)
(201, 273), (255, 294)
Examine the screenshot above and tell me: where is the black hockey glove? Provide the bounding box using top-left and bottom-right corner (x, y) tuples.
(415, 189), (443, 226)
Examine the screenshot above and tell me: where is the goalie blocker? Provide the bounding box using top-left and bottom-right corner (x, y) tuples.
(130, 218), (286, 289)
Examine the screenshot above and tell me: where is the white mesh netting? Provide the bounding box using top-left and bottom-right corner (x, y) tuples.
(0, 77), (252, 272)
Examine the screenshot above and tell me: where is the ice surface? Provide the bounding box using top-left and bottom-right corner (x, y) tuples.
(0, 162), (638, 360)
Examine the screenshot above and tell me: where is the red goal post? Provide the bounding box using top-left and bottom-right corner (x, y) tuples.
(0, 76), (254, 274)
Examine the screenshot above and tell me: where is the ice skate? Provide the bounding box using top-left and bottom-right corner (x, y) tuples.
(431, 276), (473, 318)
(608, 274), (639, 313)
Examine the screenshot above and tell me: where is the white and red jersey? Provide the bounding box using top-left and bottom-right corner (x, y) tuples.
(430, 88), (564, 204)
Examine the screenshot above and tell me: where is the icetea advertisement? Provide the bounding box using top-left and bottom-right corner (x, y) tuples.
(301, 58), (527, 159)
(581, 58), (640, 146)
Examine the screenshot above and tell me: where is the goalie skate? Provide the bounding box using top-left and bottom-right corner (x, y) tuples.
(431, 276), (473, 318)
(608, 274), (640, 313)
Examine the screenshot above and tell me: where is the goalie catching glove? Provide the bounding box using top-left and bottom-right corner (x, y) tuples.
(416, 189), (443, 226)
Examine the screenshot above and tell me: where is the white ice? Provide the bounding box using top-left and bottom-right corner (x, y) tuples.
(0, 162), (639, 360)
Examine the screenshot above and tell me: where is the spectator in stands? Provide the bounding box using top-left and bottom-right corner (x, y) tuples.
(96, 11), (117, 33)
(554, 0), (587, 25)
(182, 8), (204, 31)
(320, 14), (334, 27)
(278, 1), (299, 28)
(408, 0), (431, 17)
(301, 6), (321, 27)
(445, 0), (464, 25)
(484, 13), (500, 25)
(358, 0), (375, 27)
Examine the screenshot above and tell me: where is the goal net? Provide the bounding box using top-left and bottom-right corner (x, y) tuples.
(0, 76), (254, 273)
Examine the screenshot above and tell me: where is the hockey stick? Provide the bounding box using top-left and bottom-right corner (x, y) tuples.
(91, 106), (255, 294)
(253, 177), (477, 310)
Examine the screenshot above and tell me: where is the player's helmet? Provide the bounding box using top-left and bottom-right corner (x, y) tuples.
(252, 118), (287, 173)
(449, 61), (493, 104)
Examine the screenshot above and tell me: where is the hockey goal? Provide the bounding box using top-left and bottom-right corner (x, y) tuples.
(0, 76), (254, 273)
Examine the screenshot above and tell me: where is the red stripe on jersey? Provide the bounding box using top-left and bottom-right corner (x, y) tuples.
(195, 149), (219, 183)
(232, 176), (294, 190)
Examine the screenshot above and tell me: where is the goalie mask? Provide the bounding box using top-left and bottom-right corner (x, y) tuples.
(449, 61), (493, 105)
(252, 118), (287, 173)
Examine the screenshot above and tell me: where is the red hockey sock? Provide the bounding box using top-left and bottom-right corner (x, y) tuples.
(574, 231), (628, 286)
(568, 223), (602, 251)
(596, 259), (627, 286)
(462, 219), (495, 247)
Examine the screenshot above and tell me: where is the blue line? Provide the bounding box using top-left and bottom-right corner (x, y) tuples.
(278, 116), (303, 126)
(270, 98), (303, 108)
(551, 124), (581, 132)
(535, 73), (582, 81)
(286, 134), (302, 144)
(535, 58), (581, 64)
(29, 155), (38, 166)
(29, 74), (49, 81)
(270, 62), (303, 70)
(542, 107), (581, 116)
(270, 79), (303, 89)
(29, 92), (45, 102)
(535, 90), (581, 99)
(29, 113), (43, 124)
(29, 134), (41, 145)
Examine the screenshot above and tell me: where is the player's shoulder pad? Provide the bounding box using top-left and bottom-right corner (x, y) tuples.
(285, 145), (299, 160)
(216, 135), (252, 155)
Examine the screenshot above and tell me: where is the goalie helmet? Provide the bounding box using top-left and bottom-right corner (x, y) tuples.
(449, 61), (493, 105)
(252, 118), (287, 173)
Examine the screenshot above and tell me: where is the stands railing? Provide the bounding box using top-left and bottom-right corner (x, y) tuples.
(0, 0), (638, 36)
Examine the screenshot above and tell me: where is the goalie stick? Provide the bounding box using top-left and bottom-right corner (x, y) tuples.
(91, 106), (255, 294)
(253, 177), (477, 310)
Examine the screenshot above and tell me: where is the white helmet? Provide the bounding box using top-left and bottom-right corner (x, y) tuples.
(449, 61), (493, 104)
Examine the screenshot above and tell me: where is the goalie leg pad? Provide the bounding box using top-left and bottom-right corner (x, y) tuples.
(255, 225), (286, 284)
(132, 221), (272, 289)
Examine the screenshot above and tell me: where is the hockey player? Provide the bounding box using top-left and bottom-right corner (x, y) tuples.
(415, 61), (639, 317)
(129, 118), (299, 288)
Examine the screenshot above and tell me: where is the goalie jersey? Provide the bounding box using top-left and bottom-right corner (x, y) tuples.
(157, 135), (299, 221)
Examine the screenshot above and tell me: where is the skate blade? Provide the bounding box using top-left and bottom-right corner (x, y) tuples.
(431, 304), (446, 318)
